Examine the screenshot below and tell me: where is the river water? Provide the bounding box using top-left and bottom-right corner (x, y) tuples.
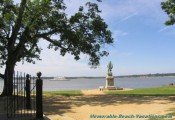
(0, 76), (175, 91)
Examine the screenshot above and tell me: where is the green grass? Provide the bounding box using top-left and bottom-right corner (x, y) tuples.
(105, 86), (175, 96)
(44, 90), (83, 97)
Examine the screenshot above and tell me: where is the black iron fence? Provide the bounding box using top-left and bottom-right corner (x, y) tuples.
(1, 71), (43, 120)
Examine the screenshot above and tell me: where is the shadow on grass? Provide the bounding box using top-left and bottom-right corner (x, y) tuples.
(44, 90), (83, 97)
(43, 94), (175, 116)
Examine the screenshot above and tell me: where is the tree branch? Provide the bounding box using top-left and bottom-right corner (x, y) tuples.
(41, 36), (68, 50)
(35, 30), (58, 37)
(12, 16), (36, 62)
(10, 0), (27, 46)
(12, 25), (30, 63)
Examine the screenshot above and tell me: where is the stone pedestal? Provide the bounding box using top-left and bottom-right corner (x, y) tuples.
(105, 76), (116, 90)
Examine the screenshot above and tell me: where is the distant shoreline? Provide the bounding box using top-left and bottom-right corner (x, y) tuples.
(42, 73), (175, 80)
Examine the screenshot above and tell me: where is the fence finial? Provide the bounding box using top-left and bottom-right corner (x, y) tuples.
(26, 74), (30, 79)
(37, 72), (42, 79)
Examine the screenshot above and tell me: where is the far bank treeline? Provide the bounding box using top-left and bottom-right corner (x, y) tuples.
(41, 73), (175, 80)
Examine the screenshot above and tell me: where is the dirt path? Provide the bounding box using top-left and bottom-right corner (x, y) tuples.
(81, 89), (105, 95)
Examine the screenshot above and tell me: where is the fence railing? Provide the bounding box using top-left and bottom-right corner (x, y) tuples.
(5, 71), (43, 119)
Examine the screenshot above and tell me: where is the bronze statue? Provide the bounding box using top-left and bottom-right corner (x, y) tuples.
(107, 61), (113, 76)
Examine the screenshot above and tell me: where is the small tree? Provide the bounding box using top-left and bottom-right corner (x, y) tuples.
(161, 0), (175, 25)
(0, 0), (113, 96)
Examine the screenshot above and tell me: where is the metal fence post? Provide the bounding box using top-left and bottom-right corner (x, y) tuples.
(26, 74), (31, 109)
(36, 72), (43, 118)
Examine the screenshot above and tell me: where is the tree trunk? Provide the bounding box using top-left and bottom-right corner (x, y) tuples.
(1, 63), (15, 96)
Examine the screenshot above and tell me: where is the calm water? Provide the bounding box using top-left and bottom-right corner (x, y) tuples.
(0, 77), (175, 91)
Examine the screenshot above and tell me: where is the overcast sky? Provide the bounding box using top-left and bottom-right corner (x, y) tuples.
(1, 0), (175, 77)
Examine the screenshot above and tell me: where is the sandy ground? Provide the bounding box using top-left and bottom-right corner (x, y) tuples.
(44, 90), (175, 120)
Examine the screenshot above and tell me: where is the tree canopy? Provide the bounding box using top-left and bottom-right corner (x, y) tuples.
(0, 0), (113, 69)
(161, 0), (175, 25)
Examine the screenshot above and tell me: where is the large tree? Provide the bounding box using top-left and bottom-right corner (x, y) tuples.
(161, 0), (175, 25)
(0, 0), (113, 96)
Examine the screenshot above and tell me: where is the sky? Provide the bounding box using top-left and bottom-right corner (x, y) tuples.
(1, 0), (175, 77)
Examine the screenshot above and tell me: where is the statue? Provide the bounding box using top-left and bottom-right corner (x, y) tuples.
(107, 61), (113, 76)
(105, 61), (116, 90)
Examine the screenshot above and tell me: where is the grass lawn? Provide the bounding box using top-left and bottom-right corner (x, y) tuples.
(105, 86), (175, 96)
(44, 90), (83, 96)
(43, 86), (175, 96)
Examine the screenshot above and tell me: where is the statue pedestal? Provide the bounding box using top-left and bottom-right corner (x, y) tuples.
(105, 76), (116, 90)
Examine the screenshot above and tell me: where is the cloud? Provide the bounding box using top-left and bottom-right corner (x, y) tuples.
(158, 26), (171, 32)
(14, 42), (105, 77)
(98, 0), (165, 25)
(113, 30), (128, 38)
(117, 12), (138, 24)
(121, 12), (138, 21)
(99, 2), (138, 21)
